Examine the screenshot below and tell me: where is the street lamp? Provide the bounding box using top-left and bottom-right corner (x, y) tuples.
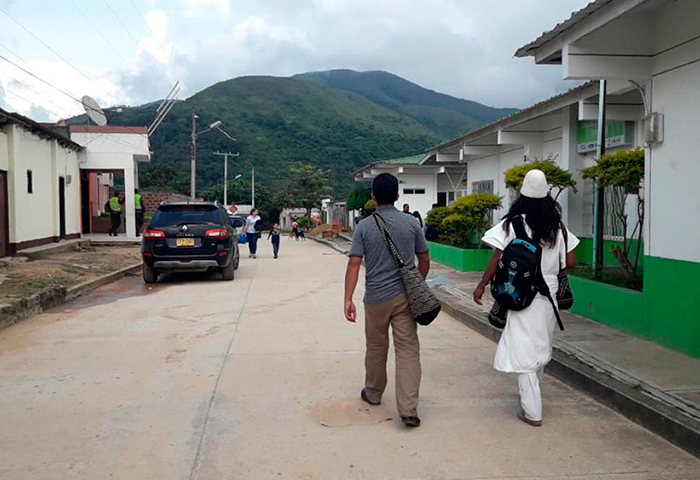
(190, 113), (235, 199)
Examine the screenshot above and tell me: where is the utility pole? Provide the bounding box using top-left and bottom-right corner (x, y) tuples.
(251, 166), (255, 209)
(593, 80), (607, 275)
(190, 111), (197, 200)
(213, 151), (240, 206)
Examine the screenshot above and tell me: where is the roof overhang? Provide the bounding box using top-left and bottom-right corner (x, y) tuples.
(515, 0), (649, 64)
(0, 109), (83, 151)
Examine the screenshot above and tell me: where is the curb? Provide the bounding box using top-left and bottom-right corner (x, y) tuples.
(311, 237), (349, 255)
(435, 288), (700, 459)
(0, 263), (142, 332)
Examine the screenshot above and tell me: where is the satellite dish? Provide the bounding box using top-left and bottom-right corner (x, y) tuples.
(81, 95), (107, 126)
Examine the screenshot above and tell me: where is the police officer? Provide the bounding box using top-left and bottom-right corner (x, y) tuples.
(134, 189), (144, 236)
(105, 190), (123, 237)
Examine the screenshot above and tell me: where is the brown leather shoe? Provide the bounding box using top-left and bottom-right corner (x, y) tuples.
(517, 410), (542, 427)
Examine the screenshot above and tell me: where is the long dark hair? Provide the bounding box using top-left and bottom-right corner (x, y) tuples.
(503, 195), (561, 247)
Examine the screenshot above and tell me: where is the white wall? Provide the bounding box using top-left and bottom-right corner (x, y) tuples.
(4, 125), (81, 245)
(397, 173), (436, 221)
(647, 60), (700, 262)
(0, 130), (8, 171)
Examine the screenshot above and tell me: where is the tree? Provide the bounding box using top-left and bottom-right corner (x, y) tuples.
(504, 156), (577, 200)
(346, 185), (371, 212)
(290, 163), (332, 223)
(581, 148), (645, 282)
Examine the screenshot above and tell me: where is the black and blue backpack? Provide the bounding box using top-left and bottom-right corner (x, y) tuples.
(490, 216), (564, 330)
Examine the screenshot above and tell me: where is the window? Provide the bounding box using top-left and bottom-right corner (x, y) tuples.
(414, 189), (425, 195)
(403, 188), (414, 194)
(403, 188), (426, 195)
(471, 180), (494, 195)
(27, 170), (33, 194)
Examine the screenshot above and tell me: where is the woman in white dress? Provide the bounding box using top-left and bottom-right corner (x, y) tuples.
(472, 170), (579, 426)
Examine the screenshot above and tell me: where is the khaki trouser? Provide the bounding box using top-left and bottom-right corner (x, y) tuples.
(364, 294), (421, 417)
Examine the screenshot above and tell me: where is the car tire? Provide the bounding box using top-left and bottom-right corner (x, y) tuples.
(233, 253), (240, 270)
(221, 258), (235, 281)
(143, 264), (159, 284)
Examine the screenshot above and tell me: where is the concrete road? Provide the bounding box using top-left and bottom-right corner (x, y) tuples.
(0, 240), (698, 480)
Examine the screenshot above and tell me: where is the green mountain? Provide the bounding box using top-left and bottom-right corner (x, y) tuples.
(73, 71), (515, 197)
(294, 70), (517, 138)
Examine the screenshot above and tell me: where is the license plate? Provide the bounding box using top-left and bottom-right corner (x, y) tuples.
(176, 238), (195, 247)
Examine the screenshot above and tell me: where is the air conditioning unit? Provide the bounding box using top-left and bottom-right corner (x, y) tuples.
(645, 112), (664, 145)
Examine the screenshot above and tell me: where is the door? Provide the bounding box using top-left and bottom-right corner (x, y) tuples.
(80, 170), (90, 234)
(0, 171), (9, 256)
(437, 192), (447, 207)
(58, 176), (66, 239)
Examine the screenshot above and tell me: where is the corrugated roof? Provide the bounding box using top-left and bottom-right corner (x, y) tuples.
(425, 81), (598, 153)
(382, 154), (424, 165)
(354, 154), (426, 176)
(0, 108), (83, 151)
(515, 0), (615, 58)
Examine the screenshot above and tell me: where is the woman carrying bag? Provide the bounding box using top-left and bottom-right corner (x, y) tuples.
(473, 170), (579, 427)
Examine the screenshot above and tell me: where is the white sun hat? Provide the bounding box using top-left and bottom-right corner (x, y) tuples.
(520, 169), (550, 199)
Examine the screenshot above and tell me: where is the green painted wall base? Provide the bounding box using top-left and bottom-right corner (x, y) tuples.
(576, 237), (644, 269)
(428, 242), (492, 272)
(432, 241), (700, 359)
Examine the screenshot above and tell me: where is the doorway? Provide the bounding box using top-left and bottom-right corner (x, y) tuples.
(58, 176), (66, 239)
(0, 171), (9, 256)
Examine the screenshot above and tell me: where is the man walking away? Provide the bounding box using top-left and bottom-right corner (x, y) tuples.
(134, 189), (144, 236)
(344, 173), (431, 428)
(105, 190), (122, 237)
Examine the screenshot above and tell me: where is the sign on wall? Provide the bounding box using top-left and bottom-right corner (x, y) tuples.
(577, 120), (634, 153)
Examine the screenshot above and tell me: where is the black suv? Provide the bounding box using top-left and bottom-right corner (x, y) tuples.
(141, 202), (239, 283)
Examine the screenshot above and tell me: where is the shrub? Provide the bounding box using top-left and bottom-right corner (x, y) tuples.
(504, 157), (577, 200)
(363, 199), (376, 215)
(581, 149), (645, 282)
(426, 194), (502, 248)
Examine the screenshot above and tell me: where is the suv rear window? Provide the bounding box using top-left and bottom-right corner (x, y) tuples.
(149, 205), (222, 227)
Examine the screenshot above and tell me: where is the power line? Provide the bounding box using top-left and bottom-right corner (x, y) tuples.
(68, 0), (132, 67)
(0, 6), (121, 106)
(128, 0), (171, 59)
(0, 52), (149, 140)
(0, 52), (83, 105)
(2, 87), (68, 120)
(100, 0), (172, 87)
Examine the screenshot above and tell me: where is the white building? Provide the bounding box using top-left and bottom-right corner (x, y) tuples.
(515, 0), (700, 358)
(0, 108), (83, 255)
(353, 154), (469, 221)
(69, 125), (151, 239)
(421, 82), (645, 240)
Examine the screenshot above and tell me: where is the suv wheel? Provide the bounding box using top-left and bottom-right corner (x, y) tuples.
(143, 264), (159, 284)
(233, 252), (240, 270)
(221, 259), (235, 281)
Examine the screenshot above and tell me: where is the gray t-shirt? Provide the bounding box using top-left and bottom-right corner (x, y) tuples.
(349, 206), (429, 304)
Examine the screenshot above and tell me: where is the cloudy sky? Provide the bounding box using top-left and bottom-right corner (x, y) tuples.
(0, 0), (590, 122)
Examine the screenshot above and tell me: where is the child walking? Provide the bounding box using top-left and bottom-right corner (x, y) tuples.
(267, 223), (281, 259)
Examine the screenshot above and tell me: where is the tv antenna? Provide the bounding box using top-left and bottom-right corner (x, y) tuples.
(148, 81), (181, 136)
(81, 95), (107, 126)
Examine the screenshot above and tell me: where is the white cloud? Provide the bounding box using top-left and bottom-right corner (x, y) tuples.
(180, 0), (230, 16)
(138, 9), (173, 64)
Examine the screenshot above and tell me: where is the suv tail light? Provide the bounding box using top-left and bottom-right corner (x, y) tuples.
(205, 228), (229, 238)
(143, 228), (165, 239)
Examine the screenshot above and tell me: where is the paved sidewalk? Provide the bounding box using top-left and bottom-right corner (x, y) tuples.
(429, 261), (700, 455)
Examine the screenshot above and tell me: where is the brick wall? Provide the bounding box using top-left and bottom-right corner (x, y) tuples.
(141, 191), (200, 215)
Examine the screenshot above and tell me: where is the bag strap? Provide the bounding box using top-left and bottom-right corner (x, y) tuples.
(535, 275), (566, 331)
(372, 213), (405, 269)
(512, 215), (529, 240)
(558, 222), (569, 272)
